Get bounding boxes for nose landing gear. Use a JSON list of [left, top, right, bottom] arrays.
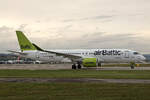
[[130, 62, 135, 69]]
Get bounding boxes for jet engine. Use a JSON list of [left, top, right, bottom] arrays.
[[82, 58, 97, 67]]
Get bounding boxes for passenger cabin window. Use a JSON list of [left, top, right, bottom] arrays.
[[133, 52, 139, 55]]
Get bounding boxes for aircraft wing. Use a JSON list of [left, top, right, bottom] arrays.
[[44, 50, 82, 59], [32, 43, 82, 59], [7, 50, 28, 55]]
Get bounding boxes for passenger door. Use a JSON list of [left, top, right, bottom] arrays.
[[124, 51, 129, 58]]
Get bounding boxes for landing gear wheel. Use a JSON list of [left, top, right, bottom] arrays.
[[77, 64, 82, 69], [131, 65, 134, 69], [130, 62, 135, 69], [72, 64, 77, 69], [98, 63, 101, 67]]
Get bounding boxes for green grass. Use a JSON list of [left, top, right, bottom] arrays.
[[0, 70, 150, 79], [0, 83, 149, 100], [0, 70, 150, 100]]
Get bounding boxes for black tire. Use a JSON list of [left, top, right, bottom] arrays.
[[131, 65, 134, 69], [72, 65, 74, 69], [98, 63, 101, 67], [74, 65, 77, 69], [72, 64, 76, 69], [78, 64, 82, 69]]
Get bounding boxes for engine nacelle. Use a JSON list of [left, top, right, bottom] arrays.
[[82, 58, 97, 67]]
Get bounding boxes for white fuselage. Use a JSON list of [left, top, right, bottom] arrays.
[[22, 49, 146, 63]]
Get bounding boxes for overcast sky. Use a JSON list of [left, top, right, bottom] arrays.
[[0, 0, 150, 53]]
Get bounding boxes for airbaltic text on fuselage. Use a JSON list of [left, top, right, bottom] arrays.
[[94, 50, 121, 55]]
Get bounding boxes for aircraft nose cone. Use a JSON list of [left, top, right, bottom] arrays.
[[139, 55, 146, 61], [141, 56, 146, 61], [136, 55, 146, 62]]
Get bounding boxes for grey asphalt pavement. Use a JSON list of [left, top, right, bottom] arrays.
[[0, 64, 150, 83], [0, 64, 150, 70]]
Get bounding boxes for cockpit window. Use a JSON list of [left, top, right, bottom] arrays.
[[133, 52, 139, 55]]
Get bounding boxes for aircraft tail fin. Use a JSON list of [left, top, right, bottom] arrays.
[[16, 31, 37, 51]]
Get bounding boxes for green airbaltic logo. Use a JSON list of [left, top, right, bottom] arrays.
[[21, 45, 32, 49]]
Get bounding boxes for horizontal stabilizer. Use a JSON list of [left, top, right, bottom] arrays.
[[7, 50, 27, 55]]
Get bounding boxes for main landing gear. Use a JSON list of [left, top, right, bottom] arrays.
[[72, 62, 82, 69], [72, 64, 77, 69]]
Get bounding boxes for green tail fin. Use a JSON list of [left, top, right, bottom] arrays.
[[16, 31, 37, 51]]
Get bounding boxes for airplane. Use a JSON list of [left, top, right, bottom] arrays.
[[8, 31, 146, 69]]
